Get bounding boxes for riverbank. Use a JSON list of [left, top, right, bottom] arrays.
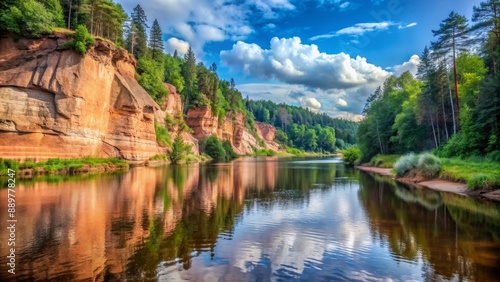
[[0, 157, 129, 178], [357, 166, 500, 201]]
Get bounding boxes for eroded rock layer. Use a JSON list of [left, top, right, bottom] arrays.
[[0, 34, 163, 161]]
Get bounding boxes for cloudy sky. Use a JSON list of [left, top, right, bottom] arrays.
[[119, 0, 482, 120]]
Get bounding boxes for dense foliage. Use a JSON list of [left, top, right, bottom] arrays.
[[247, 100, 358, 152], [342, 147, 360, 166], [200, 136, 237, 160], [358, 0, 500, 163]]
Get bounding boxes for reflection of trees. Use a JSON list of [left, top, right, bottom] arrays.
[[358, 172, 500, 281], [122, 159, 343, 280]]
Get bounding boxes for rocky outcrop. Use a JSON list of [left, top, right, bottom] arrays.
[[160, 83, 199, 155], [185, 106, 280, 154], [0, 33, 164, 161], [255, 122, 281, 151]]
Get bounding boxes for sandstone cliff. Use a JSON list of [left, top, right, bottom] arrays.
[[0, 34, 165, 161], [0, 33, 278, 161], [185, 107, 280, 154]]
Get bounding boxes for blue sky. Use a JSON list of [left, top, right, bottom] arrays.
[[119, 0, 483, 120]]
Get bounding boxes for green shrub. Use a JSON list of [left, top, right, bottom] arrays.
[[155, 122, 171, 147], [201, 136, 226, 159], [0, 159, 20, 173], [342, 147, 360, 166], [394, 153, 418, 177], [467, 174, 491, 190], [222, 140, 238, 159]]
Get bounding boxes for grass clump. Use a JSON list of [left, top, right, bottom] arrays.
[[253, 149, 277, 156], [285, 147, 304, 156], [417, 153, 442, 178], [440, 157, 500, 190], [467, 174, 491, 191], [370, 154, 401, 168], [342, 147, 360, 166], [394, 153, 418, 177]]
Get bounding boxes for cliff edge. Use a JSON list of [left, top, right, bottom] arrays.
[[0, 33, 164, 161]]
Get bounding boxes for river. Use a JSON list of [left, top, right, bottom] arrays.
[[1, 157, 499, 281]]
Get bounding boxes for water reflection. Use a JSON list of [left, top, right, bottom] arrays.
[[0, 157, 499, 281]]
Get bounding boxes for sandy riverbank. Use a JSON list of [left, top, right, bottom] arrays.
[[356, 166, 499, 201]]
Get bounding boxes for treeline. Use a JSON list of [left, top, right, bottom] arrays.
[[247, 100, 358, 152], [359, 1, 500, 162]]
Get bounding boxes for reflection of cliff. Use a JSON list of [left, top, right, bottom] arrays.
[[0, 158, 344, 281], [357, 172, 500, 281]]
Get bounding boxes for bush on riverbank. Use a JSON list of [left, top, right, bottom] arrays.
[[394, 153, 441, 178], [342, 147, 360, 166]]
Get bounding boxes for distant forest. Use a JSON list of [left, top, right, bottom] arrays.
[[247, 100, 357, 152], [0, 0, 358, 153]]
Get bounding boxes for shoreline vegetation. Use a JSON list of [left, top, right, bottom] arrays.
[[350, 153, 500, 202], [0, 157, 130, 178]]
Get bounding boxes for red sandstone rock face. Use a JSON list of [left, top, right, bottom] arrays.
[[255, 122, 276, 142], [0, 34, 164, 161], [160, 83, 199, 155], [185, 107, 280, 154]]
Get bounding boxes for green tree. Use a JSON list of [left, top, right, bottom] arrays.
[[130, 4, 148, 58], [136, 58, 168, 103], [170, 133, 192, 164], [0, 0, 59, 36], [39, 0, 65, 27], [149, 19, 163, 60], [432, 12, 471, 123], [472, 0, 500, 77], [181, 47, 198, 112]]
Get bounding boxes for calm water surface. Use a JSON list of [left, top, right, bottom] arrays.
[[1, 157, 500, 281]]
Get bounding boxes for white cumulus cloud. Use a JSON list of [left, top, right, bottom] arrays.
[[300, 97, 322, 112], [220, 37, 390, 90], [337, 98, 348, 107], [165, 37, 190, 56], [392, 54, 420, 77]]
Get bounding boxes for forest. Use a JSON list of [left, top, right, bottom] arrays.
[[0, 0, 358, 154], [247, 100, 357, 152], [358, 2, 500, 163]]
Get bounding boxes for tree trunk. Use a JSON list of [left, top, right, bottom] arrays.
[[448, 71, 457, 135], [430, 111, 438, 148], [436, 112, 441, 146], [452, 30, 460, 128], [441, 94, 449, 141]]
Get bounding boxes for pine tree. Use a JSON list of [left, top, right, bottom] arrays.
[[131, 4, 148, 58], [149, 19, 163, 60], [431, 12, 471, 124], [472, 0, 500, 77], [181, 47, 197, 112]]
